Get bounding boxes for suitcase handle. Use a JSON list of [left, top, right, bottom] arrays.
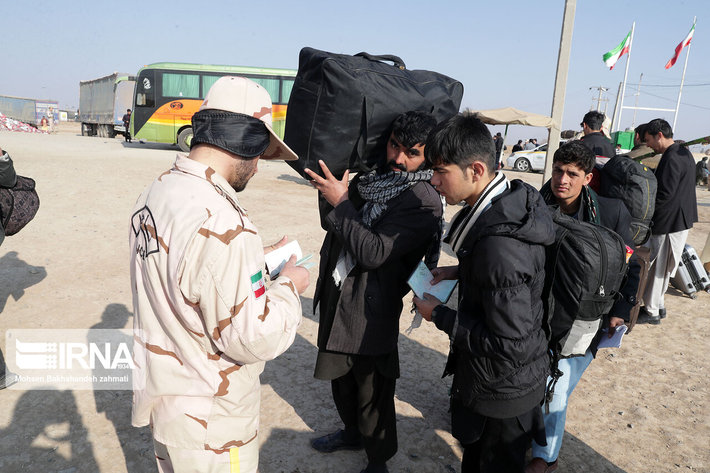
[[355, 52, 406, 69]]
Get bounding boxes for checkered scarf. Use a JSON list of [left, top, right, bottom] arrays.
[[357, 168, 433, 227]]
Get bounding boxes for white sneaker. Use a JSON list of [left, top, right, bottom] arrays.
[[0, 372, 19, 389]]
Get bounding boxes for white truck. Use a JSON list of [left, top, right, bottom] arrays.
[[79, 73, 136, 138]]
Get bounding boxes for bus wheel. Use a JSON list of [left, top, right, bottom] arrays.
[[178, 128, 193, 153]]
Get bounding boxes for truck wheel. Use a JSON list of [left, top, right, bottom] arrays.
[[108, 126, 116, 138], [98, 125, 105, 137], [178, 128, 193, 153]]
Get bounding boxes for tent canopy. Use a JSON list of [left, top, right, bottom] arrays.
[[471, 107, 556, 129]]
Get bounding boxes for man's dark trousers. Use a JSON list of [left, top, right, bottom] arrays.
[[331, 355, 397, 464]]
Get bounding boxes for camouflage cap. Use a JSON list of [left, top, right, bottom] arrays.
[[199, 76, 298, 161]]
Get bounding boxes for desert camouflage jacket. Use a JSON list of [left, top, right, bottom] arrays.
[[129, 154, 302, 451]]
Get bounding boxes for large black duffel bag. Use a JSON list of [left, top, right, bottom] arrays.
[[284, 48, 464, 178]]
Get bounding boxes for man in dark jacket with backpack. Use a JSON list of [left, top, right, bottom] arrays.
[[526, 140, 641, 473], [413, 114, 555, 473]]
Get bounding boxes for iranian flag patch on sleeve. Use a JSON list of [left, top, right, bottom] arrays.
[[250, 270, 265, 298]]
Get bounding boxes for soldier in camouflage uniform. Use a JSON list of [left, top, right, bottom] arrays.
[[129, 76, 309, 473]]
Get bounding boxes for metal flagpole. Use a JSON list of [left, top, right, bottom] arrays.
[[616, 22, 635, 132], [672, 17, 696, 131], [632, 73, 643, 128]]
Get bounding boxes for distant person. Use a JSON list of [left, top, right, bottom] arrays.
[[129, 76, 308, 473], [413, 114, 554, 473], [307, 111, 442, 473], [695, 156, 708, 186], [122, 109, 132, 143], [616, 144, 622, 154], [494, 132, 504, 168], [638, 118, 698, 324], [512, 139, 524, 153], [47, 107, 55, 133], [0, 145, 19, 390], [625, 123, 654, 160], [524, 138, 536, 150], [579, 111, 616, 159], [40, 116, 48, 132]]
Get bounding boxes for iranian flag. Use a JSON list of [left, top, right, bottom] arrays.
[[603, 30, 632, 70], [665, 22, 695, 69]]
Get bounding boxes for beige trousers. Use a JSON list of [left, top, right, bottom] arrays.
[[642, 230, 689, 316], [153, 437, 259, 473]]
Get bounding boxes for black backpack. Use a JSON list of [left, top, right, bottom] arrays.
[[599, 155, 657, 246], [543, 209, 629, 406]]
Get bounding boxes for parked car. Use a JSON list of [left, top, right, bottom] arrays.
[[506, 143, 548, 172], [506, 141, 568, 172]]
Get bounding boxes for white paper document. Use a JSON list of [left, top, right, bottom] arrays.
[[407, 261, 457, 303], [597, 324, 628, 349], [264, 240, 306, 277]]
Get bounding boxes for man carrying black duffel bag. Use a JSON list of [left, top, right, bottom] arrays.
[[306, 112, 443, 473]]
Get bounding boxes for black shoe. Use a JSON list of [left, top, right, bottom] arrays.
[[311, 429, 363, 453], [659, 308, 667, 319], [637, 308, 661, 325]]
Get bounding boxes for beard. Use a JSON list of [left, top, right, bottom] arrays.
[[230, 158, 258, 192]]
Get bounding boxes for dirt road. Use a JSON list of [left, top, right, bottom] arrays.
[[0, 123, 708, 472]]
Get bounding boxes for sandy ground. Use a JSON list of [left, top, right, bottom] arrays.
[[0, 122, 708, 473]]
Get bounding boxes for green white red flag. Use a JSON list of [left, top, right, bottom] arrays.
[[603, 30, 632, 70], [665, 22, 695, 69]]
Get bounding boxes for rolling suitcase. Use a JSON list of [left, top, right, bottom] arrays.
[[670, 244, 710, 299], [284, 48, 464, 178]]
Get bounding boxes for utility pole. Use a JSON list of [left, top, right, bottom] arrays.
[[610, 82, 622, 132], [543, 0, 576, 183], [631, 73, 643, 129], [589, 86, 609, 112]]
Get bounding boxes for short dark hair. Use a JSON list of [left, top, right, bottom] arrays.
[[645, 118, 673, 139], [391, 111, 437, 148], [425, 114, 496, 174], [582, 111, 605, 131], [553, 140, 596, 174], [635, 122, 648, 139]]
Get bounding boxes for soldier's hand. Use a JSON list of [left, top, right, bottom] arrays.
[[279, 254, 310, 294]]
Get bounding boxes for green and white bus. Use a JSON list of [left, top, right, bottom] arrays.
[[131, 62, 296, 151]]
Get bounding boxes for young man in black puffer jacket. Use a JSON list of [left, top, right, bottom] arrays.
[[414, 114, 555, 473]]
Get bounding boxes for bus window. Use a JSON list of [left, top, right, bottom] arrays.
[[250, 77, 280, 104], [163, 73, 200, 98], [281, 78, 295, 104], [202, 75, 221, 97], [136, 70, 155, 107]]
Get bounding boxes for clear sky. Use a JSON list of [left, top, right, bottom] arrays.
[[2, 0, 707, 143]]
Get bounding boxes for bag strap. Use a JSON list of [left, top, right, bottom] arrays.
[[354, 52, 406, 69]]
